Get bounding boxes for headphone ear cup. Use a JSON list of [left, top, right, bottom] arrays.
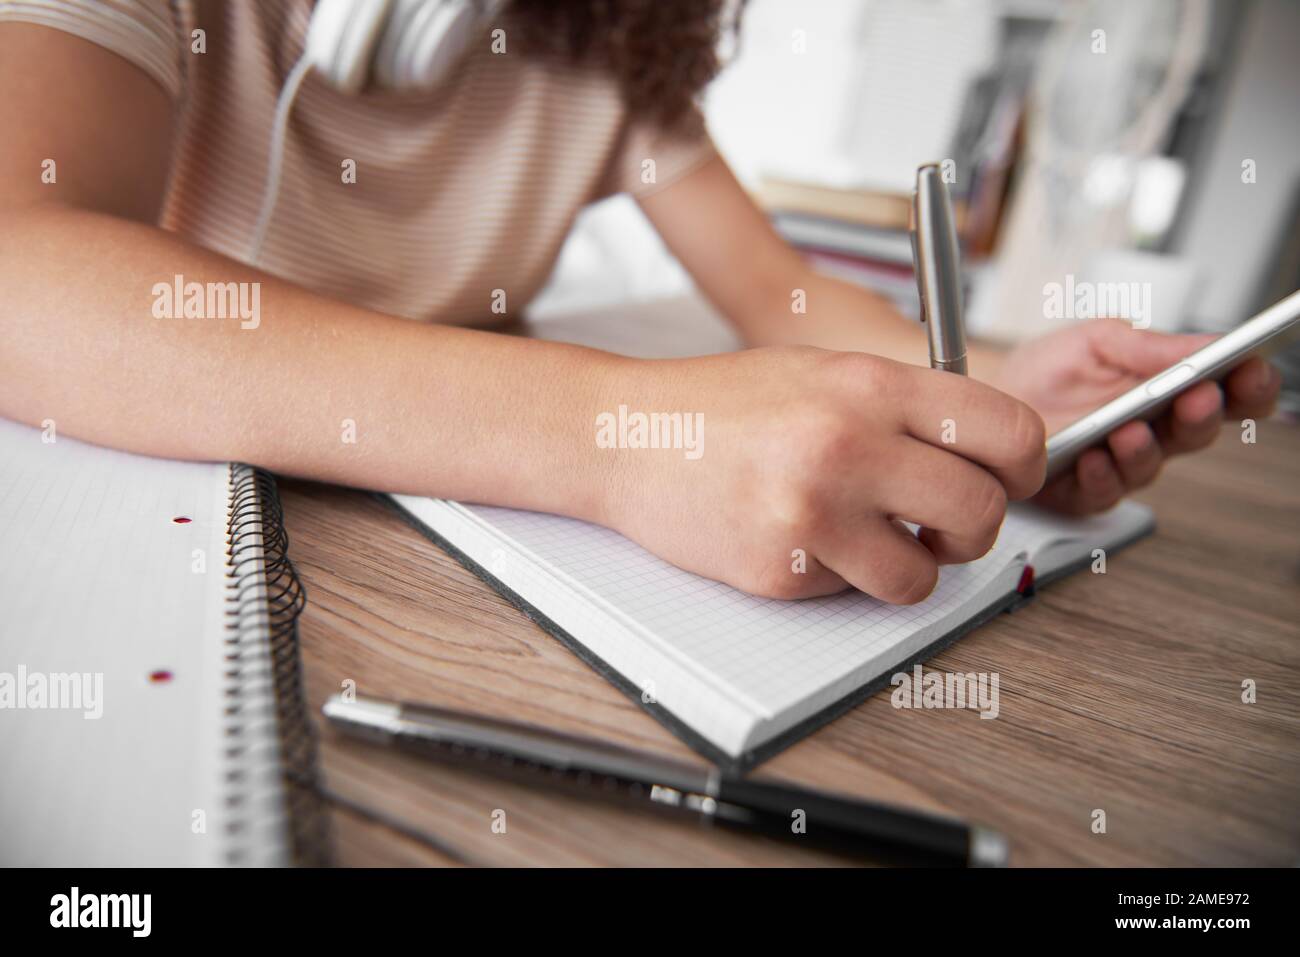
[[375, 0, 480, 93], [408, 2, 478, 91], [305, 0, 394, 95], [374, 0, 440, 90]]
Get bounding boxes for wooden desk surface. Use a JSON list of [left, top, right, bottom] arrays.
[[281, 307, 1300, 867]]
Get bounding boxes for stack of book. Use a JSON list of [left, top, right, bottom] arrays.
[[755, 177, 950, 318], [754, 87, 1023, 320]]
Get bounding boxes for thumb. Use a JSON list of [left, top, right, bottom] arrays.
[[1090, 322, 1218, 377]]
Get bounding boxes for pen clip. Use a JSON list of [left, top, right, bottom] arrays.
[[909, 186, 928, 325]]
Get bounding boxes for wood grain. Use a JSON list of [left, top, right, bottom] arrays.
[[280, 309, 1300, 867]]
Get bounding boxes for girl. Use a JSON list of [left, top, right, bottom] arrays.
[[0, 0, 1279, 602]]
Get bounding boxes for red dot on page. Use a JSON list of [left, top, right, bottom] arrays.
[[171, 516, 192, 524], [149, 670, 173, 683]]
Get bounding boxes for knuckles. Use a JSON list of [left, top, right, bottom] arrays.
[[1003, 401, 1048, 495], [965, 478, 1008, 559], [871, 555, 939, 605], [742, 564, 826, 601], [786, 406, 862, 476]]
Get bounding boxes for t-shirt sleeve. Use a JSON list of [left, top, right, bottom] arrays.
[[595, 102, 719, 201], [0, 0, 190, 99]]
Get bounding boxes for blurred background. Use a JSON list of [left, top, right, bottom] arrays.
[[531, 0, 1300, 413]]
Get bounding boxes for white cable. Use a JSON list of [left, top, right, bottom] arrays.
[[247, 54, 315, 266]]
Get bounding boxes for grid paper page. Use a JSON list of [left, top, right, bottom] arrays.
[[460, 501, 1140, 721], [0, 418, 231, 865]]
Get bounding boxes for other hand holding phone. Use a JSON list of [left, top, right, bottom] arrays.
[[989, 292, 1295, 515]]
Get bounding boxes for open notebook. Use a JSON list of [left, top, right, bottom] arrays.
[[390, 298, 1155, 767], [0, 418, 322, 865], [393, 496, 1152, 766]]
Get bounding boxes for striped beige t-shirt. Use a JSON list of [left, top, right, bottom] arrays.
[[1, 0, 717, 326]]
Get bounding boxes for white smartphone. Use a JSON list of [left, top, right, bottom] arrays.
[[1044, 289, 1300, 482]]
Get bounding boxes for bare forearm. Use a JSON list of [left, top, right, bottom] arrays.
[[0, 205, 621, 519], [724, 263, 1004, 380], [636, 157, 1003, 379]]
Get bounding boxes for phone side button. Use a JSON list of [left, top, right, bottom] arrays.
[[1145, 362, 1196, 398]]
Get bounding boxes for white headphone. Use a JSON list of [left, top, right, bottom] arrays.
[[304, 0, 507, 96], [248, 0, 507, 263]]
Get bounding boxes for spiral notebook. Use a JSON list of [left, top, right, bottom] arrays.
[[390, 298, 1155, 767], [0, 418, 322, 866]]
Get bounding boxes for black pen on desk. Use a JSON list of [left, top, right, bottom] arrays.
[[911, 162, 969, 375], [323, 693, 1008, 867]]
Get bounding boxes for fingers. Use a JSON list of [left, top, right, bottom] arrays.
[[1221, 357, 1281, 420], [874, 438, 1007, 565], [1035, 422, 1166, 515], [1095, 360, 1277, 491], [770, 556, 851, 601], [817, 515, 939, 605], [1154, 380, 1223, 454], [1033, 447, 1124, 516], [1068, 448, 1126, 513], [1107, 419, 1162, 489], [894, 366, 1047, 499], [1089, 321, 1217, 376], [815, 440, 1013, 602], [1087, 323, 1281, 446], [1034, 379, 1232, 516], [1040, 363, 1276, 522]]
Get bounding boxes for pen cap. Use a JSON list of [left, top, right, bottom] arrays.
[[915, 164, 967, 368]]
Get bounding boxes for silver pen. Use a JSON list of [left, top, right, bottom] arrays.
[[911, 163, 968, 375]]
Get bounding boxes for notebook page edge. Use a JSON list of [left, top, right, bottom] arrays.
[[1003, 500, 1156, 580], [194, 463, 237, 865]]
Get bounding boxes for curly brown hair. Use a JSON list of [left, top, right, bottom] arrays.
[[510, 0, 743, 131]]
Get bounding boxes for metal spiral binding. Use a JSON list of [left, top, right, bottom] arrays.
[[223, 464, 329, 866]]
